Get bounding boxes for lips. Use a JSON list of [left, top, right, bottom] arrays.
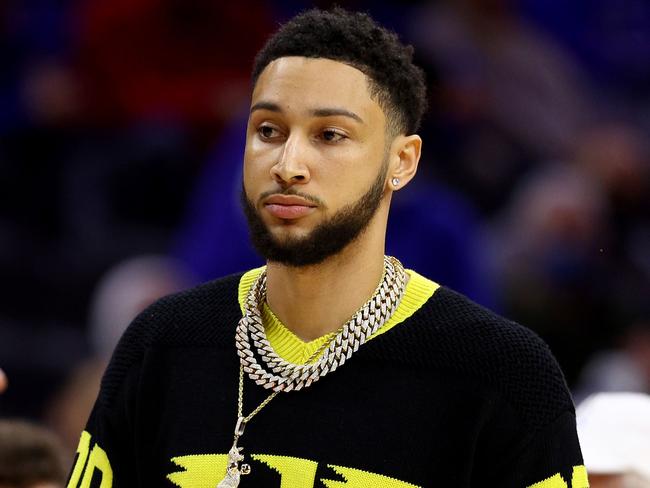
[[263, 194, 317, 220]]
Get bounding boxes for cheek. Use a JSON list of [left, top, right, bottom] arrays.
[[243, 142, 274, 183], [333, 147, 386, 185], [242, 159, 264, 203], [247, 134, 274, 156]]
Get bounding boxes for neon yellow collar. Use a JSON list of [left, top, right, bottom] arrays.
[[238, 267, 438, 364]]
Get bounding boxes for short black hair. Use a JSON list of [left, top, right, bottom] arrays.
[[252, 7, 427, 136]]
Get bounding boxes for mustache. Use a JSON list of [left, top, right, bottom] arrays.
[[258, 187, 325, 207]]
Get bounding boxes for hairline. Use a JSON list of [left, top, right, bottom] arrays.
[[252, 55, 404, 140]]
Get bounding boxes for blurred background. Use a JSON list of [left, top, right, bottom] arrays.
[[0, 0, 649, 470]]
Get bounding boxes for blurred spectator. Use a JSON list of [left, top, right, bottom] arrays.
[[21, 59, 83, 128], [573, 123, 650, 295], [487, 163, 615, 384], [0, 320, 87, 421], [0, 369, 7, 394], [46, 254, 194, 455], [44, 361, 104, 460], [0, 420, 67, 488], [0, 1, 77, 132], [519, 0, 650, 108], [87, 254, 194, 358], [574, 316, 650, 403], [73, 0, 274, 127], [404, 0, 596, 218], [408, 0, 592, 159], [577, 392, 650, 487], [574, 124, 649, 213]]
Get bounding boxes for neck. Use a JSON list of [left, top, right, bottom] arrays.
[[265, 236, 386, 342]]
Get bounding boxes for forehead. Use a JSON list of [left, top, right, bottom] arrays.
[[251, 57, 383, 124]]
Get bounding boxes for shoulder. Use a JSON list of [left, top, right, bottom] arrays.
[[128, 271, 244, 346], [97, 272, 243, 406], [367, 286, 574, 429]]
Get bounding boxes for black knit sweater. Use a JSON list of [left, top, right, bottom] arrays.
[[67, 273, 587, 487]]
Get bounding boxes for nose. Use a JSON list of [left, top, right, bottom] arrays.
[[270, 133, 311, 186]]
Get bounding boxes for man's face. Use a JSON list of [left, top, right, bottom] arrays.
[[242, 57, 391, 266]]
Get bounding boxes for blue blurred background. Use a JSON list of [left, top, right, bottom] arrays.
[[1, 0, 649, 460]]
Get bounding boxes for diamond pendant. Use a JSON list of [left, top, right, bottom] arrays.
[[217, 417, 251, 488]]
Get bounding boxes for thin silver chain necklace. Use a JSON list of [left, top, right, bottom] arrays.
[[217, 256, 406, 488]]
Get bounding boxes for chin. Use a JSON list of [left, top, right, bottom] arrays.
[[269, 225, 312, 243], [266, 212, 315, 229]]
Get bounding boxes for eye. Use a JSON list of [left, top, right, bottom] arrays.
[[257, 124, 282, 140], [320, 129, 347, 143]]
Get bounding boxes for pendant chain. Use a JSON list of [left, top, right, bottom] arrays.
[[236, 323, 337, 423], [219, 256, 406, 487], [237, 365, 277, 423]]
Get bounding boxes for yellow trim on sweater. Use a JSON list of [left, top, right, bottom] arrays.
[[237, 265, 439, 365]]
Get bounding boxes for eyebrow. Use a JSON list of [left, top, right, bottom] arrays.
[[250, 102, 364, 124]]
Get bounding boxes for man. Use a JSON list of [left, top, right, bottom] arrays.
[[0, 420, 68, 488], [0, 369, 7, 394], [577, 393, 650, 487], [67, 8, 587, 488]]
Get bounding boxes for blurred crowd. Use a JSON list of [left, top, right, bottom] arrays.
[[1, 0, 649, 485]]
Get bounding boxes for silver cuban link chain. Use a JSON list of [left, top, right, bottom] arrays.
[[235, 255, 407, 392]]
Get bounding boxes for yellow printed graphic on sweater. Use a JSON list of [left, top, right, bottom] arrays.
[[67, 432, 589, 488], [251, 454, 318, 487], [164, 451, 588, 488], [167, 453, 421, 487], [322, 464, 421, 487], [66, 431, 113, 488], [528, 465, 589, 488], [166, 454, 229, 487]]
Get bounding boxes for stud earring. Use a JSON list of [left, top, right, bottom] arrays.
[[391, 177, 400, 187]]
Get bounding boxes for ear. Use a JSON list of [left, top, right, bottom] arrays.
[[387, 134, 421, 191]]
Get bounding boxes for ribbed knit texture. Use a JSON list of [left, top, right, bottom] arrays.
[[72, 270, 586, 488]]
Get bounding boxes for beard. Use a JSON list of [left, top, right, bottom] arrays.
[[241, 158, 389, 267]]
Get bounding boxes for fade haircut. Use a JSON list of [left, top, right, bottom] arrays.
[[251, 7, 427, 136]]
